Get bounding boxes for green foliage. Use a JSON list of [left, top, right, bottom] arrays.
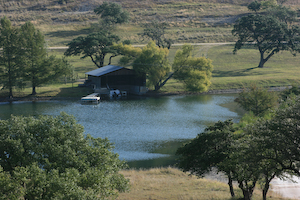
[[112, 42, 142, 66], [173, 44, 213, 92], [20, 22, 72, 95], [242, 96, 300, 199], [232, 5, 300, 68], [0, 16, 23, 97], [280, 85, 300, 100], [0, 17, 73, 97], [176, 120, 241, 198], [139, 21, 173, 49], [94, 2, 129, 24], [94, 2, 129, 30], [247, 96, 300, 176], [235, 84, 278, 116], [247, 1, 262, 12], [0, 113, 129, 199], [133, 41, 170, 90], [64, 30, 120, 68]]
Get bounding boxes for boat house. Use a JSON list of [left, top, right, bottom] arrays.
[[84, 65, 147, 95]]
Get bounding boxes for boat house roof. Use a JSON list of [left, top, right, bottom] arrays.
[[85, 65, 123, 77]]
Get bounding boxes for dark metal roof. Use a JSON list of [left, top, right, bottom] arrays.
[[85, 65, 123, 77]]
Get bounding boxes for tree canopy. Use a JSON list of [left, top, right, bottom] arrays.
[[0, 17, 72, 97], [234, 84, 278, 116], [0, 113, 129, 199], [232, 5, 300, 68], [94, 2, 129, 30], [132, 41, 170, 90], [117, 43, 213, 92], [20, 22, 72, 95], [172, 44, 213, 92], [0, 16, 22, 97], [64, 31, 120, 68], [65, 2, 129, 69]]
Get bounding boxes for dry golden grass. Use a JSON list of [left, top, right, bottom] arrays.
[[118, 167, 288, 200]]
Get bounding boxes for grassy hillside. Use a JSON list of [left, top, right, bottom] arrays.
[[1, 0, 300, 98], [1, 0, 300, 46]]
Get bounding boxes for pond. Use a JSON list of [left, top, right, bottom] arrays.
[[0, 94, 243, 168]]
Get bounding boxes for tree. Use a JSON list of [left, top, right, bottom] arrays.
[[64, 31, 120, 68], [20, 22, 71, 95], [139, 21, 173, 49], [232, 5, 300, 68], [111, 42, 142, 66], [0, 16, 23, 98], [176, 118, 277, 200], [247, 96, 300, 177], [176, 120, 238, 198], [94, 2, 129, 30], [234, 84, 278, 116], [132, 41, 170, 90], [172, 44, 213, 92], [242, 119, 287, 200], [119, 43, 213, 92], [0, 113, 129, 199]]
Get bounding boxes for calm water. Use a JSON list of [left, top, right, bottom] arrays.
[[0, 94, 242, 168]]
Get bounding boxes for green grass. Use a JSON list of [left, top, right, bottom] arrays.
[[3, 43, 300, 99], [118, 167, 288, 200], [207, 44, 300, 90], [0, 82, 93, 99]]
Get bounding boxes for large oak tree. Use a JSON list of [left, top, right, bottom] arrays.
[[232, 5, 300, 68]]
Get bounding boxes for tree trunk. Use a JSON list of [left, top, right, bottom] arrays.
[[258, 54, 266, 68], [239, 181, 256, 200], [262, 175, 275, 200], [9, 87, 13, 98], [154, 72, 174, 91], [228, 175, 235, 197], [242, 189, 253, 200], [32, 86, 36, 95]]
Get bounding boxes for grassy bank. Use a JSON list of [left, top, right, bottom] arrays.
[[117, 167, 287, 200], [1, 43, 300, 98]]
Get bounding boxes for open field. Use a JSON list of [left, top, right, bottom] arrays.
[[117, 167, 289, 200]]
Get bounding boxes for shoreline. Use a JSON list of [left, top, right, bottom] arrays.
[[0, 86, 290, 103]]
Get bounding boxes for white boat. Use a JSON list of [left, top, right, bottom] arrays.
[[81, 93, 100, 104]]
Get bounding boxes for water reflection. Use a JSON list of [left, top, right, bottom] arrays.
[[0, 94, 241, 168]]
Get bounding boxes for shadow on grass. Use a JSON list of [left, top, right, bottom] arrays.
[[56, 86, 93, 98], [213, 67, 262, 77], [242, 67, 258, 71], [45, 28, 92, 38]]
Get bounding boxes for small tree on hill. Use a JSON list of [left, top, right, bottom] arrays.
[[139, 21, 173, 49], [94, 2, 129, 31]]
